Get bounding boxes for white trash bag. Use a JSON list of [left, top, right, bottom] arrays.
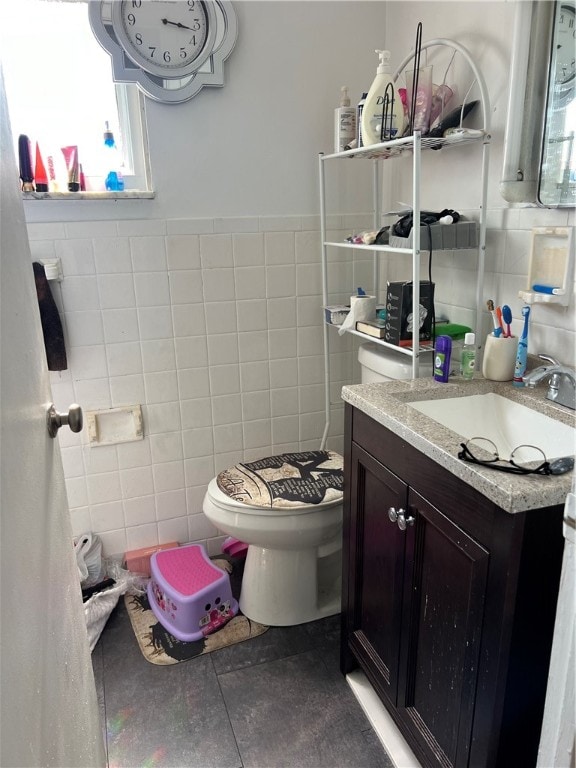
[[84, 559, 147, 652], [74, 532, 104, 586]]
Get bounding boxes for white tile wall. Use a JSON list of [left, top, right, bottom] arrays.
[[31, 209, 575, 559]]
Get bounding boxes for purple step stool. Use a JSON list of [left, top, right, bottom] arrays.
[[147, 544, 238, 642]]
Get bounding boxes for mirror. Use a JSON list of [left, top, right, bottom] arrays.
[[501, 0, 575, 207], [539, 1, 576, 205]]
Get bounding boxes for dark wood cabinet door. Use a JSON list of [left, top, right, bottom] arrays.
[[345, 443, 407, 705], [397, 488, 490, 768]]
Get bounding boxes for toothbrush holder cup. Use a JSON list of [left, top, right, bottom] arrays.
[[482, 334, 518, 382]]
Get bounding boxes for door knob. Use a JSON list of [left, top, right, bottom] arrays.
[[397, 510, 416, 531], [46, 403, 83, 438], [388, 507, 401, 523]]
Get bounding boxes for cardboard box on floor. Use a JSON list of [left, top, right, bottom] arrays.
[[125, 542, 178, 576]]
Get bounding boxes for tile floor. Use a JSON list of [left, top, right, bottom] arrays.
[[92, 597, 394, 768]]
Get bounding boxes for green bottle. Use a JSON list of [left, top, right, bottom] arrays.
[[460, 332, 476, 380]]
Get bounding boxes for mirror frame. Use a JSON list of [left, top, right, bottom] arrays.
[[500, 1, 575, 207], [538, 1, 576, 206]]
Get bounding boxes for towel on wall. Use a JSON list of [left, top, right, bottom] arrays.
[[32, 262, 67, 371]]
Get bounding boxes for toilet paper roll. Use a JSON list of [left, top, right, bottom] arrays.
[[338, 295, 377, 335]]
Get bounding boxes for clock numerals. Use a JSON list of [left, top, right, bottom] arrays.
[[119, 0, 209, 74]]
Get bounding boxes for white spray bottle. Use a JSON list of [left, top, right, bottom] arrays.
[[361, 50, 403, 145]]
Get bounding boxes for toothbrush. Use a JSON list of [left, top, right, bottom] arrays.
[[486, 299, 501, 337], [513, 306, 530, 387], [496, 306, 506, 337], [501, 304, 512, 337]]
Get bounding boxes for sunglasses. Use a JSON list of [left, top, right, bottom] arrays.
[[457, 437, 574, 476]]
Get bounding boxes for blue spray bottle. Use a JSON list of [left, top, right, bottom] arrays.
[[103, 122, 124, 192], [513, 305, 530, 387]]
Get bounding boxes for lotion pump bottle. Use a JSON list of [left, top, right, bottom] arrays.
[[334, 86, 356, 153], [361, 50, 403, 145]]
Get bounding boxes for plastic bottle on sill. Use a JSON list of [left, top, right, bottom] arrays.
[[334, 86, 356, 153], [460, 332, 476, 380], [103, 122, 124, 192]]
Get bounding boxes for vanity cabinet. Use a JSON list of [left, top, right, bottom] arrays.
[[341, 404, 564, 768]]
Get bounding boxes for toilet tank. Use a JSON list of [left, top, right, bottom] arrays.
[[358, 342, 433, 383]]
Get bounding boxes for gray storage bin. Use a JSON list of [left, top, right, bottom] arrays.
[[388, 220, 478, 250]]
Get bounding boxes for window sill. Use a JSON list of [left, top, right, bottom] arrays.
[[22, 190, 155, 201]]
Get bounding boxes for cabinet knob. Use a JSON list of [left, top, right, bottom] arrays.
[[388, 507, 400, 523], [397, 510, 416, 531]]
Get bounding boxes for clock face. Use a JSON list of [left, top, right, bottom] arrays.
[[554, 3, 575, 93], [113, 0, 216, 79]]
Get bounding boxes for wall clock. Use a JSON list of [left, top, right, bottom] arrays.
[[89, 0, 237, 104]]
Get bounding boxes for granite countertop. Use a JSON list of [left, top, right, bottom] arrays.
[[342, 377, 575, 514]]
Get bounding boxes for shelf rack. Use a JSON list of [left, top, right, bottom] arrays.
[[319, 39, 491, 449]]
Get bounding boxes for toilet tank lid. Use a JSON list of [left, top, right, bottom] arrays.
[[216, 450, 343, 509]]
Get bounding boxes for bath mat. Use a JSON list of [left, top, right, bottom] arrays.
[[125, 556, 268, 666], [217, 450, 344, 508]]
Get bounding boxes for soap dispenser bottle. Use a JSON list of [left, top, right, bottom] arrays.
[[103, 122, 124, 192], [334, 86, 356, 153], [361, 50, 403, 145]]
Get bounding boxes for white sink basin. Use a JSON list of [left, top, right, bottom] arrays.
[[409, 393, 575, 460]]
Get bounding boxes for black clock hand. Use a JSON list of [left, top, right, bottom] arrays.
[[161, 18, 193, 31]]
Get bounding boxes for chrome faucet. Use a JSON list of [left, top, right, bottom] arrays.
[[523, 355, 576, 410]]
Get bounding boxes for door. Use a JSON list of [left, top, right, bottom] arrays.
[[0, 70, 106, 767], [345, 443, 407, 705], [397, 489, 489, 768]]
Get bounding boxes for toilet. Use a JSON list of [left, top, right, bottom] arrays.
[[202, 344, 432, 627], [203, 450, 343, 626], [358, 341, 433, 382]]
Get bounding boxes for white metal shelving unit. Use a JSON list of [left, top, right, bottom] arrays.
[[319, 39, 491, 449]]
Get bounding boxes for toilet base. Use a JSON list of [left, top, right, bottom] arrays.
[[239, 542, 341, 626]]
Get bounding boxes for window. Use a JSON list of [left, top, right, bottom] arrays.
[[0, 0, 150, 193]]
